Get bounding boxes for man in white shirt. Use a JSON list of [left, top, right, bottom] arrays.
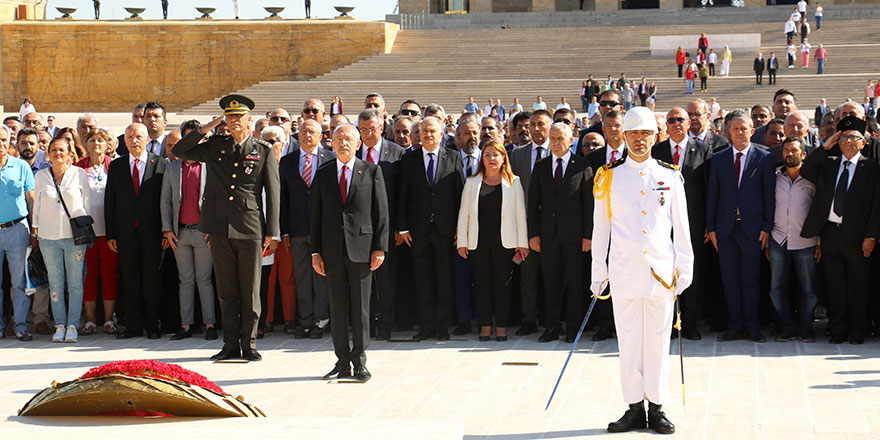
[[533, 96, 547, 111], [556, 97, 571, 110]]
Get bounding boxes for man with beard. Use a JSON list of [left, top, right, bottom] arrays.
[[451, 121, 481, 335], [591, 107, 692, 434], [505, 111, 532, 153], [768, 138, 819, 342], [480, 117, 503, 145]]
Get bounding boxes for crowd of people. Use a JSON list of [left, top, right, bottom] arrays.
[[1, 84, 879, 352]]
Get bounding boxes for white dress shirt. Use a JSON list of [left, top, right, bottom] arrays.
[[669, 137, 688, 167], [147, 133, 166, 157], [530, 140, 549, 171], [361, 141, 383, 164], [460, 149, 480, 176], [299, 147, 319, 184], [33, 166, 90, 240], [731, 144, 752, 187], [606, 144, 626, 164], [129, 150, 148, 186], [336, 156, 356, 196], [552, 150, 572, 177], [828, 152, 860, 223]]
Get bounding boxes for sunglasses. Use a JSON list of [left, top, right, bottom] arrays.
[[399, 109, 419, 116], [554, 118, 572, 125], [667, 117, 687, 124], [599, 101, 620, 107], [302, 108, 321, 115], [270, 116, 290, 122], [586, 141, 603, 147]]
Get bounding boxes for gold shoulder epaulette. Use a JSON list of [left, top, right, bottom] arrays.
[[603, 157, 626, 170], [657, 160, 679, 171], [253, 138, 271, 148]]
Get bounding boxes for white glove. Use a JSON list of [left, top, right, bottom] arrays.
[[673, 277, 691, 297], [590, 280, 608, 297]]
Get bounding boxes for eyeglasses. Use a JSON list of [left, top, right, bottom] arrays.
[[399, 109, 419, 116], [359, 127, 381, 134], [841, 134, 865, 142], [302, 108, 321, 115], [667, 117, 687, 124], [270, 116, 290, 123], [599, 101, 620, 107], [554, 118, 572, 125], [687, 112, 705, 118]]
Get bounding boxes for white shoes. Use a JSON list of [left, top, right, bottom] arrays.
[[65, 325, 77, 343], [52, 325, 65, 343]]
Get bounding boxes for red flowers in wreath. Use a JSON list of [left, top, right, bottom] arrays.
[[80, 360, 225, 394]]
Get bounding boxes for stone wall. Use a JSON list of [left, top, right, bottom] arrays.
[[0, 19, 398, 112], [0, 0, 44, 22]]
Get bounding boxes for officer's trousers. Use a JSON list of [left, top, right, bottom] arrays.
[[613, 295, 674, 405]]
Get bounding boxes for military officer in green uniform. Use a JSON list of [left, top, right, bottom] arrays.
[[173, 94, 280, 362]]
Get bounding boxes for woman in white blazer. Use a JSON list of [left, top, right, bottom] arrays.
[[457, 141, 529, 341]]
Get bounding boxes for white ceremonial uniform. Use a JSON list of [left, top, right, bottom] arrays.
[[591, 156, 694, 405]]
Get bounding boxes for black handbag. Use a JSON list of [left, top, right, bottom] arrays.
[[27, 246, 48, 279], [51, 168, 98, 246]]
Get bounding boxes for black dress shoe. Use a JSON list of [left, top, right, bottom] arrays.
[[829, 336, 847, 344], [170, 328, 193, 340], [682, 328, 702, 341], [353, 366, 371, 381], [309, 325, 324, 339], [452, 322, 471, 335], [205, 327, 218, 340], [607, 401, 647, 433], [478, 335, 490, 341], [515, 321, 538, 336], [323, 365, 352, 380], [592, 326, 614, 341], [798, 329, 816, 343], [648, 402, 675, 434], [412, 331, 434, 341], [256, 332, 264, 339], [495, 335, 508, 342], [437, 331, 450, 341], [376, 328, 391, 340], [849, 335, 865, 345], [564, 331, 577, 343], [716, 330, 743, 342], [775, 329, 797, 342], [243, 349, 262, 361], [538, 326, 560, 343], [295, 326, 310, 339], [146, 330, 161, 339], [210, 346, 241, 361], [746, 331, 766, 343], [116, 328, 143, 339]]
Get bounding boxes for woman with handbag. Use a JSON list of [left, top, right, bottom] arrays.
[[33, 137, 91, 343], [75, 129, 118, 335]]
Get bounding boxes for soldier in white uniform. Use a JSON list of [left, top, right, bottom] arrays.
[[591, 107, 694, 434]]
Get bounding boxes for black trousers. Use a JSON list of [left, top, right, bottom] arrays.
[[325, 251, 371, 368], [540, 237, 584, 331], [469, 237, 515, 327], [820, 223, 871, 339], [118, 228, 162, 332], [700, 77, 708, 91], [411, 228, 455, 334], [755, 71, 763, 85], [209, 236, 262, 351], [519, 250, 541, 325], [371, 242, 399, 331], [677, 64, 683, 78], [709, 63, 715, 76], [679, 231, 705, 331], [768, 69, 777, 85]]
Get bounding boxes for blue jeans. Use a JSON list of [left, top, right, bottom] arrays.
[[817, 58, 825, 74], [686, 80, 694, 94], [0, 222, 30, 332], [768, 239, 818, 333], [815, 16, 822, 30], [40, 238, 87, 328]]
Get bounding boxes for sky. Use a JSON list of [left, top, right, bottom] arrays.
[[45, 0, 399, 21]]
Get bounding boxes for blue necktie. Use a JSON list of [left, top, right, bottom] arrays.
[[833, 161, 850, 218], [426, 152, 435, 188]]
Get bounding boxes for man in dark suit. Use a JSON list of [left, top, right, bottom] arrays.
[[652, 108, 712, 340], [280, 119, 335, 339], [115, 103, 145, 156], [706, 109, 776, 342], [355, 108, 405, 340], [397, 116, 464, 341], [767, 52, 779, 85], [583, 110, 628, 341], [754, 53, 765, 85], [815, 99, 830, 127], [173, 95, 280, 362], [528, 123, 594, 343], [800, 117, 880, 344], [312, 124, 389, 381], [688, 99, 729, 152], [105, 123, 167, 339], [508, 110, 549, 335], [577, 90, 624, 147]]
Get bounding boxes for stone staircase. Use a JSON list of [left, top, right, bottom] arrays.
[[184, 16, 880, 118]]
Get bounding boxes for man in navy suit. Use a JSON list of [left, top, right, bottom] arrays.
[[707, 109, 776, 342], [280, 119, 335, 339], [356, 108, 405, 340]]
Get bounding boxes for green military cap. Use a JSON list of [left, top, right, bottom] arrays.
[[219, 94, 255, 115], [837, 116, 866, 135]]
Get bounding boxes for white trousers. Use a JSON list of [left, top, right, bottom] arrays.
[[612, 296, 675, 405], [721, 60, 730, 76]]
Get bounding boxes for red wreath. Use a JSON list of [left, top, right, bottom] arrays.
[[79, 360, 225, 394]]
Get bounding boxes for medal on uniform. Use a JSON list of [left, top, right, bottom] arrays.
[[245, 167, 253, 175], [660, 196, 666, 206]]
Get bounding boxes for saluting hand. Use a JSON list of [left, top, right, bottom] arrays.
[[201, 115, 224, 134], [822, 131, 840, 151]]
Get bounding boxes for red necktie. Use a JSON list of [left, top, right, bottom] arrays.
[[672, 145, 681, 166], [734, 152, 743, 187], [366, 147, 375, 164], [132, 158, 140, 196], [302, 154, 313, 187], [339, 165, 348, 205], [610, 150, 618, 163]]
